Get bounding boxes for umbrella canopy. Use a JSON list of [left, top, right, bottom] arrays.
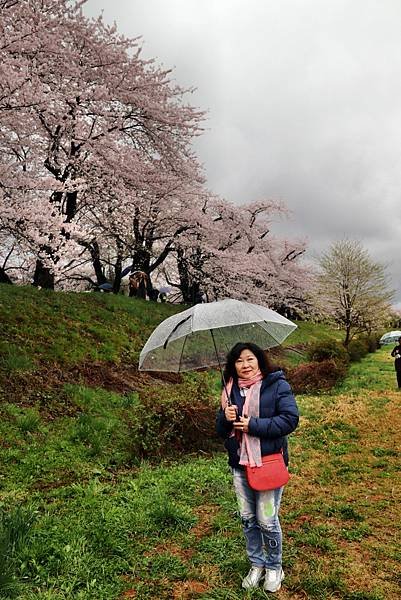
[[121, 265, 132, 278], [98, 282, 113, 291], [158, 285, 173, 294], [139, 298, 297, 372], [379, 330, 401, 345]]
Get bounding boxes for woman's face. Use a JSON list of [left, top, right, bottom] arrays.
[[235, 349, 259, 380]]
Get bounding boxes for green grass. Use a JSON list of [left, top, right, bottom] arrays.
[[0, 284, 339, 375], [287, 319, 343, 346], [334, 346, 397, 393], [0, 284, 400, 599], [0, 284, 179, 369], [0, 343, 34, 373]]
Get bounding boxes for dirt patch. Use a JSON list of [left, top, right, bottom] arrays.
[[120, 590, 136, 598], [191, 504, 219, 539], [172, 580, 209, 599], [144, 504, 220, 563], [65, 362, 182, 393], [65, 362, 149, 394], [144, 540, 194, 561], [0, 361, 182, 417]]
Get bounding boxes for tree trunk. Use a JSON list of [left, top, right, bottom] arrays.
[[129, 241, 174, 300], [176, 250, 191, 303], [130, 247, 150, 274], [113, 254, 122, 294], [89, 241, 108, 286], [32, 260, 55, 289], [179, 271, 201, 303], [0, 268, 12, 284], [176, 249, 204, 304], [65, 191, 78, 223]]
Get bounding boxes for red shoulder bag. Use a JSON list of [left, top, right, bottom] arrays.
[[245, 451, 289, 491]]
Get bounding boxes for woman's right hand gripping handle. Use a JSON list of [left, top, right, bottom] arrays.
[[224, 405, 238, 422]]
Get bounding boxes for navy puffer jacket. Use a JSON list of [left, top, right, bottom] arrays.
[[216, 370, 299, 469]]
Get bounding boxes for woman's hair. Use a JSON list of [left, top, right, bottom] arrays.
[[223, 341, 279, 382]]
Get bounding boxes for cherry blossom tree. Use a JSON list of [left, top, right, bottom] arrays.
[[161, 195, 313, 313], [0, 0, 313, 314], [0, 0, 204, 288]]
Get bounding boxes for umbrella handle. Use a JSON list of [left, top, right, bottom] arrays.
[[222, 376, 231, 407]]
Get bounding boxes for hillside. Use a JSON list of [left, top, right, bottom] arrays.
[[0, 285, 178, 408], [0, 284, 339, 406]]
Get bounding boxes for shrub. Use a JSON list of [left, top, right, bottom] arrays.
[[287, 359, 347, 394], [363, 334, 380, 353], [128, 377, 218, 461], [307, 339, 349, 364], [347, 338, 369, 362]]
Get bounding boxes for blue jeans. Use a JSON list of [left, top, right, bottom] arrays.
[[232, 468, 284, 570]]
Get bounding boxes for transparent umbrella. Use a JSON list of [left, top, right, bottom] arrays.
[[379, 330, 401, 345], [139, 298, 297, 373]]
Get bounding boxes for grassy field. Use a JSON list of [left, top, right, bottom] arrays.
[[0, 285, 400, 599]]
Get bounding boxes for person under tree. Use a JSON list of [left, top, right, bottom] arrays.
[[390, 337, 401, 389]]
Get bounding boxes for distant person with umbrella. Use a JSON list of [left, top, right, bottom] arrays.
[[391, 336, 401, 388], [216, 342, 299, 593]]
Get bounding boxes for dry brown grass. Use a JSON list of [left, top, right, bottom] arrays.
[[283, 389, 401, 599]]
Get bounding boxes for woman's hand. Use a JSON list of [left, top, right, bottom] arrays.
[[233, 415, 250, 433], [224, 405, 238, 422]]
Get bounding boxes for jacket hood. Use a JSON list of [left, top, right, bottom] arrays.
[[261, 369, 287, 388]]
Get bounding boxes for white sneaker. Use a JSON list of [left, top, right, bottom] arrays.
[[264, 568, 284, 593], [242, 566, 265, 589]]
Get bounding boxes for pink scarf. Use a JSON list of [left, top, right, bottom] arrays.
[[221, 371, 263, 467]]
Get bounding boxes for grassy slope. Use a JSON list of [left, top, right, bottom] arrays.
[[0, 284, 336, 370], [0, 285, 400, 599], [0, 284, 179, 369]]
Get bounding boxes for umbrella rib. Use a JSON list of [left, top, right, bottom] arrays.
[[261, 321, 283, 345], [163, 315, 192, 349], [216, 326, 235, 355]]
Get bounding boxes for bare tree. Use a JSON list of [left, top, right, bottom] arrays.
[[315, 239, 394, 346]]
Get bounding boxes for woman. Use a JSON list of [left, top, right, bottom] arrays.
[[390, 337, 401, 389], [216, 342, 299, 593]]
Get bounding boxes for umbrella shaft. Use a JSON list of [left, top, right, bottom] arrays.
[[210, 328, 231, 405]]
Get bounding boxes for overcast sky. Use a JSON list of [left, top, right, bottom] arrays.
[[84, 0, 401, 305]]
